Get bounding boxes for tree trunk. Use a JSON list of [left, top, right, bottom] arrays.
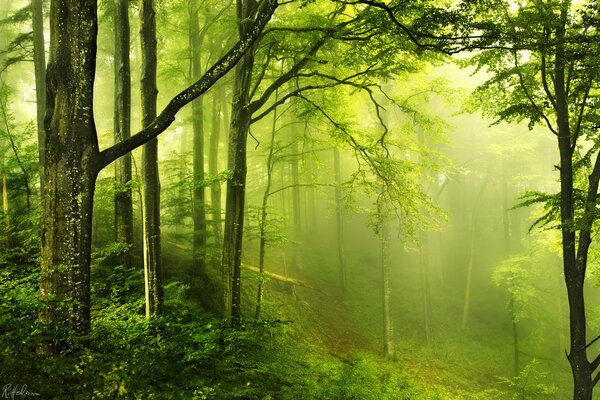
[[39, 0, 99, 343], [221, 0, 258, 326], [333, 147, 346, 294], [114, 0, 134, 265], [140, 0, 163, 317], [255, 96, 278, 320], [420, 231, 432, 346], [210, 85, 223, 252], [509, 295, 519, 376], [2, 172, 11, 247], [190, 1, 207, 272], [32, 0, 46, 192], [381, 221, 395, 361], [552, 6, 593, 397], [290, 121, 301, 237], [461, 178, 487, 330]]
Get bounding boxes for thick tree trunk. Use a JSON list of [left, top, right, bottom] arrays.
[[114, 0, 134, 264], [39, 0, 99, 342], [32, 0, 46, 191], [190, 2, 207, 271], [140, 0, 163, 317], [221, 0, 258, 326]]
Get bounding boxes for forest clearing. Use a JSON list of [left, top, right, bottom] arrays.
[[1, 0, 600, 399]]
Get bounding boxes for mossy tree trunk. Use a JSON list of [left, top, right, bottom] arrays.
[[39, 0, 100, 341]]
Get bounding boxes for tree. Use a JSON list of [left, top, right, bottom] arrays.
[[189, 0, 207, 272], [114, 0, 134, 265], [32, 0, 45, 189], [39, 0, 277, 345], [222, 0, 258, 325], [140, 0, 163, 317], [465, 0, 600, 397]]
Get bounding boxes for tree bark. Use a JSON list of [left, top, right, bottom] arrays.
[[140, 0, 163, 317], [39, 0, 99, 342], [190, 1, 207, 272], [114, 0, 134, 264], [221, 0, 258, 326]]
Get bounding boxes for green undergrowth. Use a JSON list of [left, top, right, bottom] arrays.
[[0, 240, 570, 399], [0, 243, 434, 399]]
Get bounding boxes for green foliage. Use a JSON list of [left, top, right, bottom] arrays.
[[497, 360, 558, 399]]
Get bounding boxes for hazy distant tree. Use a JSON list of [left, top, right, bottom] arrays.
[[333, 147, 346, 294], [378, 201, 395, 361], [32, 0, 45, 190], [255, 91, 278, 320]]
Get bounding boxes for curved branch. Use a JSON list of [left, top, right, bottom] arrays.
[[513, 50, 558, 136]]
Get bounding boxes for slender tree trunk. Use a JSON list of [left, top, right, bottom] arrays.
[[190, 1, 207, 272], [290, 122, 301, 237], [114, 0, 134, 265], [39, 0, 99, 344], [222, 0, 258, 326], [461, 178, 487, 330], [32, 0, 46, 193], [420, 231, 432, 346], [552, 6, 593, 397], [381, 221, 395, 361], [210, 85, 223, 251], [502, 166, 519, 375], [255, 96, 278, 320], [0, 4, 9, 247], [509, 295, 519, 376], [140, 0, 163, 317], [2, 172, 10, 247], [333, 147, 346, 294]]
